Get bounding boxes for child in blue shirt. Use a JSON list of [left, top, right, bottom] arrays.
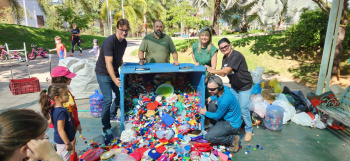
[[39, 84, 75, 161]]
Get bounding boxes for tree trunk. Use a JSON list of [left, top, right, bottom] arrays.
[[332, 26, 346, 80], [144, 14, 147, 36], [212, 0, 221, 36], [332, 0, 348, 80], [99, 20, 104, 36]]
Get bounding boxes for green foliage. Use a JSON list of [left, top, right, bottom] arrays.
[[166, 1, 198, 34], [0, 24, 105, 53], [57, 7, 93, 30], [285, 10, 328, 52], [46, 6, 64, 31]]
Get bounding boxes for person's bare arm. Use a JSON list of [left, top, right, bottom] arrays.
[[105, 56, 121, 87], [191, 52, 199, 66], [211, 52, 218, 70], [138, 50, 146, 65], [57, 120, 70, 145], [172, 51, 179, 66], [205, 65, 232, 76]]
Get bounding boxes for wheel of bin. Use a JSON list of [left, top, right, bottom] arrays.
[[42, 51, 48, 58], [27, 52, 36, 60]]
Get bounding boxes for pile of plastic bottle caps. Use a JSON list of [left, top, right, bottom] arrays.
[[80, 73, 237, 161]]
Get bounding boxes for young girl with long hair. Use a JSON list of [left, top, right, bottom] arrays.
[[40, 84, 75, 161]]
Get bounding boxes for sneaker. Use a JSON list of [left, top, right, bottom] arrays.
[[244, 132, 253, 142], [110, 116, 121, 122], [229, 135, 240, 153], [102, 129, 114, 142]]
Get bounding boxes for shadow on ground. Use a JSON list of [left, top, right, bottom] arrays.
[[230, 34, 350, 88]]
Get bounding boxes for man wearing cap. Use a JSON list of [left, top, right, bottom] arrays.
[[199, 76, 241, 153], [138, 20, 179, 66], [95, 19, 130, 142]]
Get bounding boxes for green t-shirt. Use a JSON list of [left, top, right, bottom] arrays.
[[139, 33, 177, 63], [192, 42, 218, 67]]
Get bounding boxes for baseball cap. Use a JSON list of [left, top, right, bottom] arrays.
[[51, 66, 77, 78]]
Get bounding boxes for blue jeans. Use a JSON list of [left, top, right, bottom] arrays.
[[230, 87, 253, 133], [205, 102, 239, 145], [96, 74, 120, 132]]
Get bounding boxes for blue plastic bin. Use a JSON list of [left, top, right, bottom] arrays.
[[119, 63, 206, 131]]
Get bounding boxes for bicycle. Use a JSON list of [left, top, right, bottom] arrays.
[[27, 43, 48, 60], [0, 44, 25, 62]]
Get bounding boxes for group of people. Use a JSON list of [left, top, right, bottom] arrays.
[[96, 18, 254, 152], [0, 18, 254, 161]]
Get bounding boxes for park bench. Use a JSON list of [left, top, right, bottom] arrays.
[[317, 86, 350, 127]]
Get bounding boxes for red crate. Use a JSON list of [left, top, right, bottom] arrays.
[[10, 77, 40, 95]]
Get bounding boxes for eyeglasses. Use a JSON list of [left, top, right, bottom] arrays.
[[118, 28, 129, 33], [208, 87, 218, 91], [219, 44, 230, 50]]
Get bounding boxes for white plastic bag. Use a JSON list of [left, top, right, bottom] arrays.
[[250, 66, 265, 84], [248, 94, 267, 118], [273, 94, 296, 124], [59, 57, 99, 99], [291, 112, 312, 126], [312, 114, 327, 129]]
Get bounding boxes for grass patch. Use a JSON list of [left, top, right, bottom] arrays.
[[0, 24, 106, 53]]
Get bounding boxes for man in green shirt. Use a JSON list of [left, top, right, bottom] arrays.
[[138, 20, 180, 66]]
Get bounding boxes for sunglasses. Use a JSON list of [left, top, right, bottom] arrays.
[[208, 87, 218, 91], [219, 44, 230, 50]]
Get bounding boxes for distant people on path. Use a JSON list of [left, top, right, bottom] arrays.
[[49, 36, 67, 61], [95, 19, 130, 142], [138, 20, 179, 66], [89, 39, 100, 60], [71, 23, 83, 56], [206, 38, 254, 142]]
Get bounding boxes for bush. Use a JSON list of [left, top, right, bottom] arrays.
[[285, 10, 328, 52]]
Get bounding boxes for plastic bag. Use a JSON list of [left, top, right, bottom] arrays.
[[251, 83, 262, 95], [282, 86, 311, 113], [269, 78, 282, 93], [329, 84, 345, 100], [248, 94, 267, 118], [291, 112, 312, 126], [121, 121, 136, 142], [273, 94, 296, 124], [312, 114, 327, 129], [250, 66, 264, 84], [59, 57, 99, 99]]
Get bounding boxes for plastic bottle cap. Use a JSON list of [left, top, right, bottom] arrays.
[[184, 145, 191, 151]]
